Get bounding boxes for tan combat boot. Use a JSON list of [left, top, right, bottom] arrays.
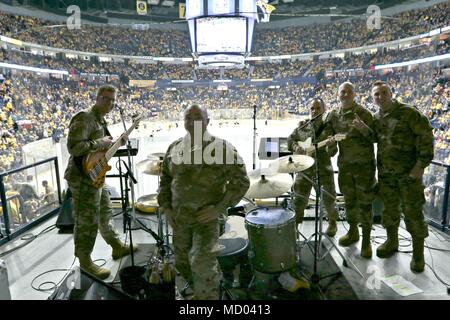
[[325, 219, 337, 237], [78, 254, 111, 280], [338, 223, 359, 247], [111, 242, 138, 260], [360, 226, 372, 259], [410, 238, 425, 273], [376, 226, 399, 258]]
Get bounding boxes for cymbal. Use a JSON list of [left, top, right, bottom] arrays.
[[136, 158, 162, 175], [150, 152, 166, 159], [269, 155, 315, 174], [247, 167, 278, 179], [135, 193, 158, 214], [245, 173, 293, 199]]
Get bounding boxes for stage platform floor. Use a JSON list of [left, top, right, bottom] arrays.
[[1, 208, 450, 300]]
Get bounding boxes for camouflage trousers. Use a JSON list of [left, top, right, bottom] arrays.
[[338, 162, 376, 228], [293, 168, 338, 224], [378, 173, 429, 238], [68, 177, 122, 258], [172, 212, 220, 300]]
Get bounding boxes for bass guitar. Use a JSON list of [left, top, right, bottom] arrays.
[[83, 116, 143, 188]]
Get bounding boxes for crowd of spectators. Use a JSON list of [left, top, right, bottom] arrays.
[[0, 2, 449, 57], [0, 2, 449, 175], [1, 63, 448, 174]]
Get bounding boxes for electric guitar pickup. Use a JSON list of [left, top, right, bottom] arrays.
[[83, 115, 143, 188]]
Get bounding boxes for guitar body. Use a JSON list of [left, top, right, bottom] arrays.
[[81, 115, 143, 189], [83, 151, 112, 188]]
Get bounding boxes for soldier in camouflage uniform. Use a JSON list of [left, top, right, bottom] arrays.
[[371, 81, 434, 272], [287, 98, 339, 237], [158, 105, 249, 300], [322, 82, 376, 258], [64, 85, 135, 280]]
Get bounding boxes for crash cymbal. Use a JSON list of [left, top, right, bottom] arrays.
[[136, 158, 162, 175], [269, 155, 315, 174], [245, 173, 293, 199]]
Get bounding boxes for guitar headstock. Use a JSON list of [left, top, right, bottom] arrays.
[[132, 114, 144, 128]]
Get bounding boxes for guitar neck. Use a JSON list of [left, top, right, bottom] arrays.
[[315, 138, 330, 150], [105, 123, 137, 161]]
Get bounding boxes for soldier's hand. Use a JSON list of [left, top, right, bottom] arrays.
[[96, 136, 113, 150], [293, 144, 307, 155], [196, 205, 219, 224], [326, 136, 335, 147], [409, 162, 424, 180], [164, 208, 177, 229], [119, 133, 129, 146], [352, 114, 367, 131]]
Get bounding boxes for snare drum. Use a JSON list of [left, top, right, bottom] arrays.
[[245, 207, 297, 273]]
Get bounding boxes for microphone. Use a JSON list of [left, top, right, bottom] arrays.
[[298, 112, 324, 130]]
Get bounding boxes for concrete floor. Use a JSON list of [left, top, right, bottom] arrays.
[[1, 207, 450, 300]]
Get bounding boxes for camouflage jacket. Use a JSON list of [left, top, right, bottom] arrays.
[[64, 106, 109, 183], [157, 131, 250, 216], [323, 102, 376, 166], [287, 117, 337, 175], [374, 100, 434, 175]]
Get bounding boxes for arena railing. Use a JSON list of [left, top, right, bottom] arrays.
[[424, 160, 450, 235], [0, 157, 62, 246]]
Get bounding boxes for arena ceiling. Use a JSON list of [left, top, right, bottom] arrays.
[[17, 0, 411, 23]]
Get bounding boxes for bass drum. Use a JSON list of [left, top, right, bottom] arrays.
[[245, 207, 297, 273]]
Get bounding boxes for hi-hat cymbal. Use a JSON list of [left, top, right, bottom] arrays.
[[269, 155, 315, 174], [135, 193, 159, 214], [247, 167, 278, 179], [150, 152, 166, 159], [245, 173, 293, 199], [136, 158, 162, 175]]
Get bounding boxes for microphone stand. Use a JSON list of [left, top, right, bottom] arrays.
[[252, 104, 257, 170], [116, 104, 167, 260], [302, 120, 363, 292], [117, 103, 138, 266]]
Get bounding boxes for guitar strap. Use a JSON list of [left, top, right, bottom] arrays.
[[101, 118, 112, 137], [315, 121, 326, 140]]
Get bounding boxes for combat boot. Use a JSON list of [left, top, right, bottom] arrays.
[[410, 237, 425, 273], [338, 224, 359, 247], [78, 254, 111, 280], [376, 226, 399, 258], [112, 242, 138, 260], [360, 226, 372, 258], [325, 220, 337, 237]]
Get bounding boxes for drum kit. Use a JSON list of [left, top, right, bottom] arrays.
[[134, 150, 351, 295]]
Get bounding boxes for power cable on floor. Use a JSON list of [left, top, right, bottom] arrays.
[[0, 224, 57, 258], [31, 257, 76, 293]]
